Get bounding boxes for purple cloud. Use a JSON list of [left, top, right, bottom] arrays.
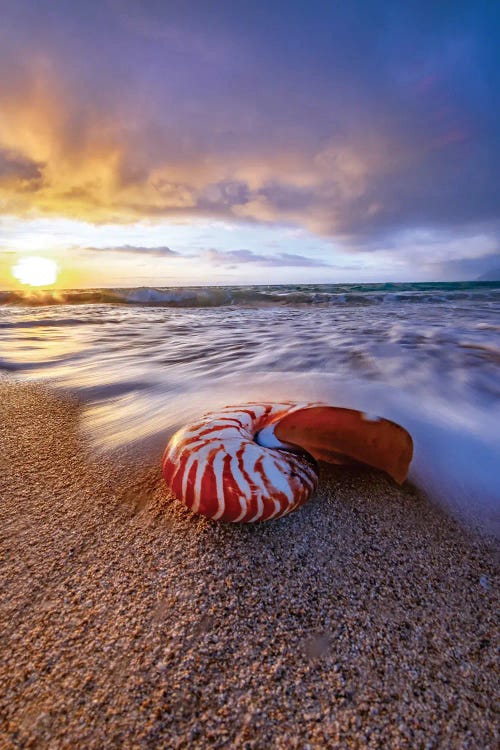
[[204, 249, 332, 268], [0, 0, 498, 272], [85, 245, 180, 257]]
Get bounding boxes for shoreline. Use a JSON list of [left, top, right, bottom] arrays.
[[1, 382, 498, 748]]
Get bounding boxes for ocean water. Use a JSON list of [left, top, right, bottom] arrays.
[[1, 281, 499, 534]]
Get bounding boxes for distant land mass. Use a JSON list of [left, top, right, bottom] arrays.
[[477, 268, 500, 281]]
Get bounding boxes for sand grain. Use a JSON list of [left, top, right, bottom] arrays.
[[0, 383, 498, 749]]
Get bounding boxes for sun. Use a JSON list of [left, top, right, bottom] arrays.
[[12, 256, 59, 287]]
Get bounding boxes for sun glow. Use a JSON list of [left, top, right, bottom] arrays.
[[12, 256, 59, 287]]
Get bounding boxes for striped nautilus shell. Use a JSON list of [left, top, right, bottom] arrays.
[[162, 402, 413, 523]]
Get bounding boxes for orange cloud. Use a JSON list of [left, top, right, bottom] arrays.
[[0, 0, 497, 254], [0, 53, 393, 233], [0, 48, 475, 244]]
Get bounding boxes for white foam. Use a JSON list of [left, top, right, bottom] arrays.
[[3, 295, 498, 536]]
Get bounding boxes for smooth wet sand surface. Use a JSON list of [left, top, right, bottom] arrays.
[[0, 382, 498, 749]]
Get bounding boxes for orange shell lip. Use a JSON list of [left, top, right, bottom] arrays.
[[274, 405, 413, 484]]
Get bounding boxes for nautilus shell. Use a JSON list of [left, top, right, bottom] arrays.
[[162, 402, 413, 523]]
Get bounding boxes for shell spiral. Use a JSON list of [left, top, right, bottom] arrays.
[[162, 403, 319, 522]]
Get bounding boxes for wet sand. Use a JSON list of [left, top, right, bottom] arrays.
[[0, 382, 498, 749]]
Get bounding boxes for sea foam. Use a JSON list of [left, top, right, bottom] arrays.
[[1, 282, 498, 536]]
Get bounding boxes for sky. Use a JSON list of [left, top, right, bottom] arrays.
[[0, 0, 499, 288]]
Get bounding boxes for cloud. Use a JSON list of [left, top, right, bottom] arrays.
[[84, 244, 180, 257], [0, 0, 498, 266], [426, 251, 500, 280], [81, 244, 331, 269], [204, 249, 332, 268], [0, 147, 43, 189]]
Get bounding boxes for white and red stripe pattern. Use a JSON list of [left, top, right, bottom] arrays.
[[162, 402, 319, 522]]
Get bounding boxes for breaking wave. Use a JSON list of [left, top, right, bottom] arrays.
[[1, 281, 499, 536], [1, 281, 499, 308]]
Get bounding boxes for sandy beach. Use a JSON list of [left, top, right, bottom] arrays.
[[0, 381, 497, 749]]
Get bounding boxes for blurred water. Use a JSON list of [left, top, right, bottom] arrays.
[[1, 284, 499, 534]]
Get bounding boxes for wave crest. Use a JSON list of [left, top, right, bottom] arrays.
[[1, 282, 499, 308]]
